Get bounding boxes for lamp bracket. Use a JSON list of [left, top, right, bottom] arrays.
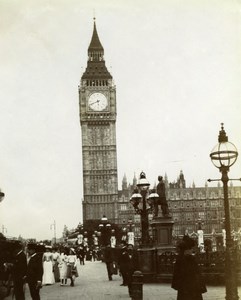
[[207, 179, 220, 182], [208, 178, 241, 182]]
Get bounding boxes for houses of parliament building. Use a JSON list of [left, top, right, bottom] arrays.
[[117, 170, 241, 241]]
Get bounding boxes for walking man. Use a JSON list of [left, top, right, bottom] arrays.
[[103, 243, 114, 281], [26, 243, 43, 300], [11, 241, 27, 300], [120, 244, 139, 297]]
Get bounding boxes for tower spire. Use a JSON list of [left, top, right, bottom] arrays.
[[82, 19, 112, 81], [88, 18, 104, 60]]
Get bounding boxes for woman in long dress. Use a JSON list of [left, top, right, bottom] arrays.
[[66, 248, 78, 286], [42, 246, 55, 285], [58, 248, 68, 286]]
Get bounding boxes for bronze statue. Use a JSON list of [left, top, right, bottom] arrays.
[[155, 175, 169, 217]]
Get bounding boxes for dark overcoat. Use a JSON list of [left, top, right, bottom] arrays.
[[172, 254, 207, 300], [26, 253, 43, 284], [119, 250, 139, 285], [12, 250, 27, 281]]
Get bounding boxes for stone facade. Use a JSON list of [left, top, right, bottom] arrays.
[[118, 171, 241, 242]]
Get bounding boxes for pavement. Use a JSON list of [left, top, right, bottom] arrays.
[[4, 259, 241, 300]]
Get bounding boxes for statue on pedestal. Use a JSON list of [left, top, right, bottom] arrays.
[[155, 175, 170, 217]]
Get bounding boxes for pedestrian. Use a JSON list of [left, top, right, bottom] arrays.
[[11, 241, 27, 300], [42, 246, 55, 285], [119, 243, 139, 297], [52, 247, 60, 282], [76, 244, 86, 265], [26, 243, 43, 300], [172, 235, 207, 300], [66, 248, 78, 287], [117, 241, 128, 286], [58, 248, 68, 286], [103, 243, 114, 281], [92, 247, 98, 261]]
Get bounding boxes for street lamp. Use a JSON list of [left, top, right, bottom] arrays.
[[147, 189, 159, 217], [126, 219, 135, 245], [99, 215, 111, 246], [196, 218, 204, 251], [110, 229, 116, 248], [130, 171, 151, 246], [221, 218, 227, 249], [209, 123, 239, 300], [50, 220, 56, 245]]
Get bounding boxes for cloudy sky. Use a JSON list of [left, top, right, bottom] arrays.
[[0, 0, 241, 241]]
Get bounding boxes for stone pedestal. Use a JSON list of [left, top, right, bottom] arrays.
[[150, 216, 176, 282], [137, 246, 156, 282], [150, 216, 174, 249]]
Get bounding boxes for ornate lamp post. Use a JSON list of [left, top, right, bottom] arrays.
[[76, 223, 84, 245], [110, 229, 116, 248], [99, 215, 111, 246], [130, 171, 151, 246], [221, 218, 227, 249], [196, 218, 204, 251], [209, 123, 239, 300], [126, 219, 135, 245], [50, 220, 56, 245]]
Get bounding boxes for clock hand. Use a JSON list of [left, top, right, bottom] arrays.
[[90, 99, 100, 105]]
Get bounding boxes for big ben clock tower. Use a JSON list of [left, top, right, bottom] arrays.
[[79, 19, 118, 223]]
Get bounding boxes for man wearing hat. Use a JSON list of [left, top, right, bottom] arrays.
[[12, 241, 27, 300], [26, 243, 43, 300]]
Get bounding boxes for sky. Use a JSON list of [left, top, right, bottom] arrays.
[[0, 0, 241, 241]]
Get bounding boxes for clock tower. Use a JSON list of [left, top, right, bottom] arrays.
[[79, 19, 118, 223]]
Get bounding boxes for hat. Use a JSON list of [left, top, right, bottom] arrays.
[[27, 243, 37, 251], [182, 235, 195, 250], [36, 244, 46, 253]]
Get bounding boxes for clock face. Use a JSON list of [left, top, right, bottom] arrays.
[[88, 92, 108, 111]]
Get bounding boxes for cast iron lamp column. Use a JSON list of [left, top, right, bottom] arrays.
[[209, 123, 239, 300], [50, 220, 56, 245], [130, 171, 150, 246]]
